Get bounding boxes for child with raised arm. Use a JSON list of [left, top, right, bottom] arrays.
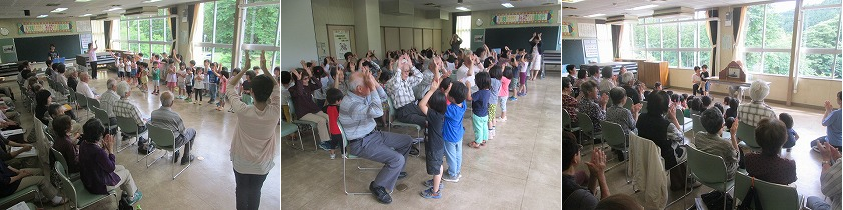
[[442, 79, 468, 183], [419, 60, 447, 198]]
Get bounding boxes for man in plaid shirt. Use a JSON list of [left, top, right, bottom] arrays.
[[737, 80, 776, 127], [113, 81, 154, 154], [385, 54, 426, 155]]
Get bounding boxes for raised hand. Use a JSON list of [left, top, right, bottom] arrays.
[[585, 148, 606, 173], [730, 118, 739, 134]]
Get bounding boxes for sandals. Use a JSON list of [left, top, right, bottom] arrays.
[[468, 142, 481, 148], [480, 140, 487, 146]]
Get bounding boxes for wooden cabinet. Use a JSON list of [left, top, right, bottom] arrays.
[[638, 61, 669, 88]]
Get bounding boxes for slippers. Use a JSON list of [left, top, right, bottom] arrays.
[[468, 142, 481, 148], [480, 140, 487, 146]]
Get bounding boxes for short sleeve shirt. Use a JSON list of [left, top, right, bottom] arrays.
[[824, 109, 842, 146], [426, 110, 445, 145], [490, 79, 501, 102], [471, 90, 491, 116], [443, 103, 466, 143]]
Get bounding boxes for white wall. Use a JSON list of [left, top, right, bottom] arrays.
[[281, 0, 318, 70]]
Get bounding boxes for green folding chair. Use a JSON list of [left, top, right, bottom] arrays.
[[623, 97, 633, 110], [676, 109, 693, 133], [287, 100, 319, 151], [50, 148, 80, 181], [562, 109, 580, 133], [734, 172, 801, 210], [600, 121, 630, 183], [0, 186, 39, 209], [687, 146, 735, 209], [281, 121, 303, 150], [55, 161, 116, 209], [146, 124, 191, 180], [736, 121, 761, 152]]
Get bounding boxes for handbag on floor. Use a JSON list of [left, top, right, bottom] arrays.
[[700, 190, 734, 210]]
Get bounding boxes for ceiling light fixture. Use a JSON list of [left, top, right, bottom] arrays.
[[75, 0, 91, 2], [626, 4, 658, 10], [142, 0, 163, 3], [583, 13, 605, 18], [81, 13, 92, 17], [37, 15, 48, 18], [105, 7, 122, 12], [50, 8, 68, 13], [456, 6, 470, 11], [502, 3, 514, 8]]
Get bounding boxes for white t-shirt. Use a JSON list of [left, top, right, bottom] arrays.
[[456, 65, 470, 82]]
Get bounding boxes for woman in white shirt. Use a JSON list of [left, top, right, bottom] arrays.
[[226, 51, 279, 210], [87, 41, 98, 79], [691, 66, 702, 96]]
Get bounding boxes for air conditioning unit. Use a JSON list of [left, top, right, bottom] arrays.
[[381, 0, 414, 15], [606, 15, 638, 25], [124, 6, 158, 17], [652, 7, 694, 19], [424, 10, 449, 20], [91, 13, 120, 20]]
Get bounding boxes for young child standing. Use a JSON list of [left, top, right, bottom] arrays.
[[517, 52, 529, 96], [780, 113, 799, 152], [166, 62, 178, 94], [322, 85, 345, 159], [419, 73, 447, 199], [216, 70, 230, 111], [151, 61, 161, 95], [177, 62, 187, 99], [138, 62, 150, 93], [487, 66, 502, 140], [184, 67, 194, 102], [442, 81, 467, 183], [469, 72, 492, 148], [498, 66, 512, 121], [193, 67, 206, 104]]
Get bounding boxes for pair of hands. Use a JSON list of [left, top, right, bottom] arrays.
[[821, 141, 842, 163], [585, 148, 607, 175], [825, 100, 836, 112], [101, 134, 115, 154]]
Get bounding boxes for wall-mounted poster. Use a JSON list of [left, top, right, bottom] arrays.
[[492, 10, 552, 25], [75, 21, 91, 32], [18, 21, 72, 34], [332, 30, 351, 59], [473, 35, 484, 42], [578, 23, 597, 38], [583, 39, 599, 58], [561, 22, 574, 37]]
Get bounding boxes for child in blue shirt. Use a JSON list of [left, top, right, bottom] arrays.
[[469, 72, 492, 148], [442, 81, 467, 183], [780, 113, 799, 152]]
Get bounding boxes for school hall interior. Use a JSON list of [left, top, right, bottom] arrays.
[[0, 0, 281, 209], [562, 0, 843, 209], [281, 0, 562, 209]]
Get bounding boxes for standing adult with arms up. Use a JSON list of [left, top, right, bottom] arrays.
[[227, 51, 279, 210], [87, 41, 98, 79], [450, 34, 462, 55]]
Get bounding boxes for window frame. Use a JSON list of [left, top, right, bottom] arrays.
[[796, 2, 843, 80], [632, 13, 715, 69], [743, 1, 797, 76]]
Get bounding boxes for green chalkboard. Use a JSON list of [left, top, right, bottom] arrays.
[[14, 34, 82, 63]]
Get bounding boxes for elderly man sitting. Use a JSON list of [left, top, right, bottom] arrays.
[[385, 54, 426, 155], [340, 70, 414, 204], [113, 81, 154, 154], [737, 80, 776, 127], [100, 79, 121, 133], [76, 72, 98, 99], [150, 91, 196, 165]]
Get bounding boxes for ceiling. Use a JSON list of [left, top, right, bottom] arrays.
[[562, 0, 768, 19], [0, 0, 203, 19], [387, 0, 561, 13]]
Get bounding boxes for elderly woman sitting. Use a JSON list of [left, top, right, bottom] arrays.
[[636, 91, 699, 191], [78, 119, 142, 206], [744, 118, 797, 185]]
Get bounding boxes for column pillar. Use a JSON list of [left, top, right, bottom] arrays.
[[353, 0, 382, 58]]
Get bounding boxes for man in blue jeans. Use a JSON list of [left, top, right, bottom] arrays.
[[207, 62, 221, 104]]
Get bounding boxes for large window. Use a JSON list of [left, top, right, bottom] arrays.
[[798, 0, 842, 79], [242, 3, 280, 68], [632, 11, 713, 69], [116, 9, 174, 57], [199, 0, 236, 68], [455, 15, 472, 50], [743, 1, 796, 75]]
